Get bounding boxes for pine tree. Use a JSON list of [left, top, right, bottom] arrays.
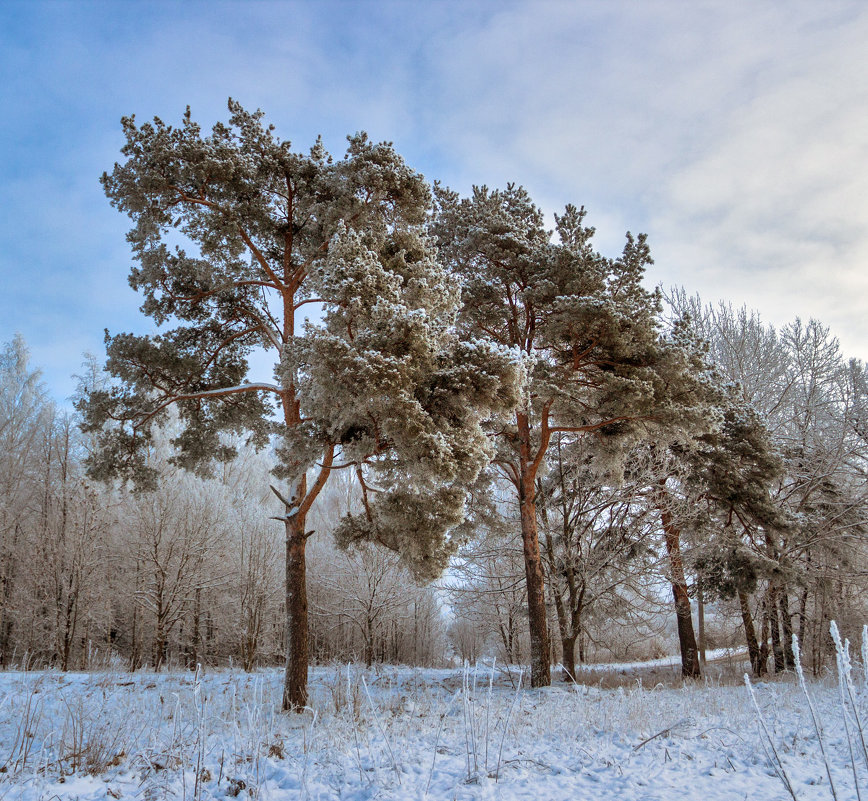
[[433, 185, 698, 687], [79, 102, 517, 709], [648, 317, 786, 678]]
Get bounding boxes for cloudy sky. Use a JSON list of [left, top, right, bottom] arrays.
[[2, 1, 867, 401]]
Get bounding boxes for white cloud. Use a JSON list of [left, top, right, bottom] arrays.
[[403, 1, 868, 357], [648, 5, 868, 358], [5, 0, 868, 406]]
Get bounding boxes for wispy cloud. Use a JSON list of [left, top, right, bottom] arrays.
[[403, 2, 868, 355], [2, 1, 868, 401]]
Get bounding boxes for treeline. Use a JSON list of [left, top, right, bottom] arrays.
[[2, 283, 866, 678], [449, 294, 868, 679], [4, 103, 868, 698], [0, 338, 447, 671]]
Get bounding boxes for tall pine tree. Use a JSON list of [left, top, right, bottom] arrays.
[[433, 185, 700, 687], [80, 102, 516, 709]]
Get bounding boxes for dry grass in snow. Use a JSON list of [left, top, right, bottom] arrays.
[[0, 655, 864, 800]]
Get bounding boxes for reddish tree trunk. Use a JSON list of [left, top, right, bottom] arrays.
[[284, 521, 308, 708], [283, 515, 309, 711], [278, 441, 332, 711], [515, 412, 551, 688], [659, 500, 700, 679], [519, 483, 551, 687]]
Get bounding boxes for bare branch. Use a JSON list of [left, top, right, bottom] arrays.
[[270, 485, 298, 511]]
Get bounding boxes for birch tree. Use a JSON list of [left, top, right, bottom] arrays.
[[123, 473, 223, 670], [0, 336, 53, 665], [34, 416, 113, 670]]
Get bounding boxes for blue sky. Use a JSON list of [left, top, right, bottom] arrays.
[[2, 1, 868, 401]]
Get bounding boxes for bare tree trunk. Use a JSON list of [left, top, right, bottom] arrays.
[[0, 608, 11, 666], [0, 525, 20, 666], [812, 585, 828, 676], [738, 591, 764, 676], [242, 595, 263, 672], [542, 525, 573, 682], [153, 611, 167, 671], [129, 603, 139, 672], [768, 584, 784, 673], [508, 612, 517, 663], [779, 589, 795, 669], [658, 496, 700, 678], [413, 601, 418, 666], [129, 558, 142, 672], [364, 614, 374, 668], [670, 580, 701, 679], [283, 514, 309, 711], [497, 615, 511, 660], [190, 587, 201, 670], [758, 595, 770, 672], [516, 412, 550, 689], [798, 586, 809, 646], [60, 591, 77, 672], [697, 579, 706, 666], [561, 634, 578, 683], [518, 473, 550, 687], [563, 588, 586, 682]]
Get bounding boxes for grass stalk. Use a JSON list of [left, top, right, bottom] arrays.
[[361, 675, 401, 785], [793, 635, 839, 801], [495, 667, 523, 783], [744, 673, 798, 801]]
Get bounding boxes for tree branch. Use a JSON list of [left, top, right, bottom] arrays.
[[294, 298, 324, 311], [297, 443, 335, 519], [136, 382, 283, 426]]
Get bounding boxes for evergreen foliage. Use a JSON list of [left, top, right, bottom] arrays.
[[432, 184, 708, 686], [78, 101, 517, 708]]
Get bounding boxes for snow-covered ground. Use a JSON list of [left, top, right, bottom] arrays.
[[0, 659, 862, 800]]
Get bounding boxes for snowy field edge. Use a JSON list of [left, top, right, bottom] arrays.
[[0, 659, 860, 801]]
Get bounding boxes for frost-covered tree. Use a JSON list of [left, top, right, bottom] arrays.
[[448, 525, 530, 666], [670, 292, 868, 674], [0, 336, 54, 664], [79, 102, 516, 708], [434, 186, 702, 687], [33, 415, 113, 671], [122, 471, 223, 671], [771, 319, 868, 671], [683, 388, 786, 676], [538, 436, 659, 681]]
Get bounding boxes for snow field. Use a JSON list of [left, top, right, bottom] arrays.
[[0, 662, 862, 800]]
